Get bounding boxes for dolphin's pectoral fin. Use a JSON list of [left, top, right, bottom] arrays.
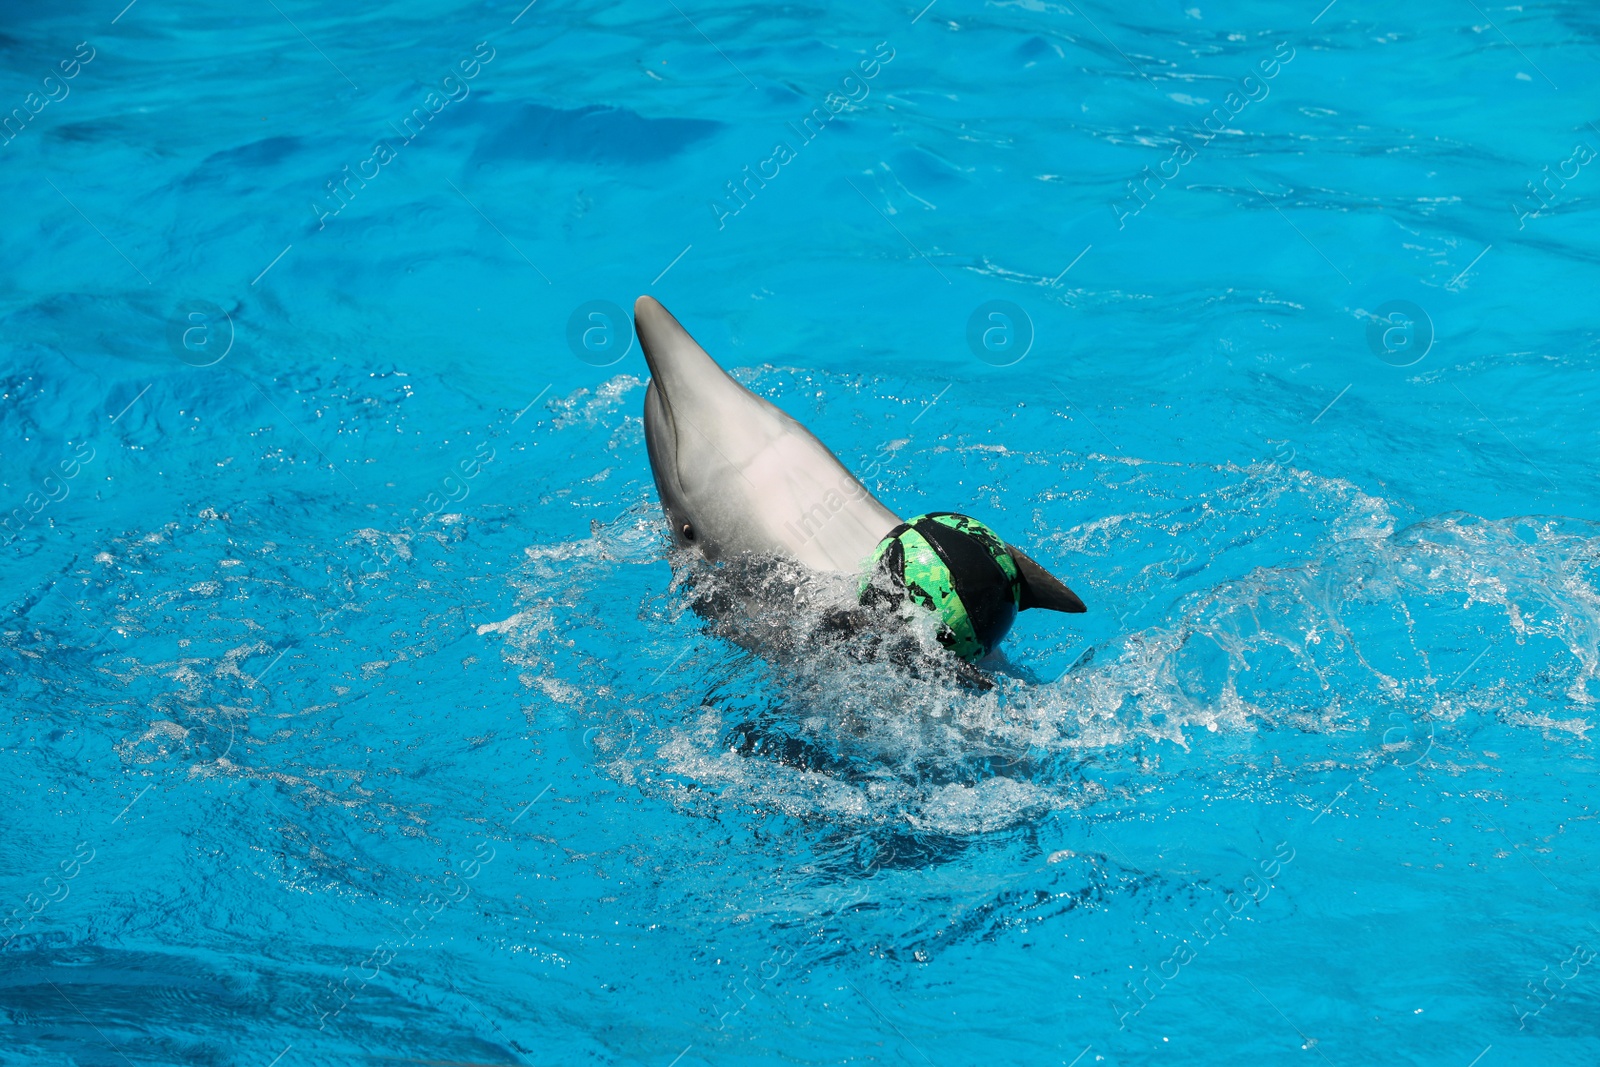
[[1007, 545, 1088, 613]]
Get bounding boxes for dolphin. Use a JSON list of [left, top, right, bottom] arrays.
[[637, 295, 894, 572], [635, 295, 1086, 657]]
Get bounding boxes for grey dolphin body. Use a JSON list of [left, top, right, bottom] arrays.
[[637, 295, 897, 573], [636, 295, 1087, 639]]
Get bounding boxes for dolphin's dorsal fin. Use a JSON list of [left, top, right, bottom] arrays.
[[1007, 545, 1088, 613]]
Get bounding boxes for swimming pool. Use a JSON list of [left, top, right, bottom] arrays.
[[2, 0, 1597, 1063]]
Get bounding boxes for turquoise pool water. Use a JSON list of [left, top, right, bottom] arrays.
[[3, 1, 1598, 1064]]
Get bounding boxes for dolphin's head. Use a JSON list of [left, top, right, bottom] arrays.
[[635, 295, 903, 571]]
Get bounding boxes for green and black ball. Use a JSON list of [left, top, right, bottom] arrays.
[[860, 512, 1022, 662]]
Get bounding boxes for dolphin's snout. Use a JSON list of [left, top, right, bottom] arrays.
[[634, 295, 690, 401], [634, 293, 747, 426], [634, 295, 666, 399]]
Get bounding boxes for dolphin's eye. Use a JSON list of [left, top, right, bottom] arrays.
[[681, 523, 695, 542]]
